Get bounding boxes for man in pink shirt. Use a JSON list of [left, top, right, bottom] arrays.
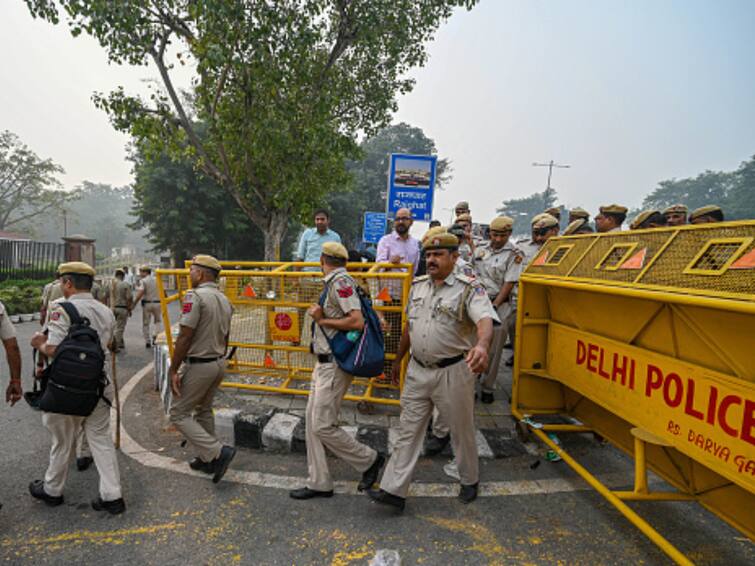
[[376, 208, 420, 276]]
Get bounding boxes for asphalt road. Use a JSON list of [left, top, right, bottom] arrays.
[[0, 303, 753, 565]]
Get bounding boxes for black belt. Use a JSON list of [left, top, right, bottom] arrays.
[[316, 354, 333, 364], [142, 300, 160, 304], [412, 354, 465, 370], [187, 356, 223, 364], [114, 305, 128, 309]]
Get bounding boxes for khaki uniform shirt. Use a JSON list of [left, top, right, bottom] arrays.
[[138, 275, 159, 302], [111, 280, 132, 308], [312, 268, 362, 355], [473, 241, 523, 298], [42, 281, 64, 310], [0, 301, 16, 340], [454, 257, 477, 279], [516, 238, 542, 268], [179, 282, 233, 358], [91, 281, 108, 303], [407, 272, 499, 365], [46, 293, 115, 352]]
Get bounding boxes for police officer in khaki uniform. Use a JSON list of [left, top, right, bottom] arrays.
[[517, 213, 559, 267], [40, 277, 63, 324], [29, 262, 125, 514], [454, 213, 480, 262], [169, 255, 236, 483], [568, 207, 590, 225], [110, 269, 132, 351], [689, 205, 725, 224], [595, 204, 628, 233], [368, 232, 498, 510], [630, 210, 667, 230], [563, 218, 593, 235], [134, 266, 161, 348], [663, 204, 687, 227], [474, 216, 523, 403], [290, 242, 384, 500], [544, 207, 561, 222], [0, 299, 22, 512]]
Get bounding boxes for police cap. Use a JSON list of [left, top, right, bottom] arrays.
[[192, 254, 222, 272], [321, 242, 349, 260], [58, 261, 95, 277]]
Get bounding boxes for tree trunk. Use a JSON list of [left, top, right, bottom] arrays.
[[263, 211, 289, 261]]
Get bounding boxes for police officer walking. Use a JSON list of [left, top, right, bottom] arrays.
[[368, 232, 498, 510], [168, 255, 236, 483], [290, 242, 384, 500], [110, 269, 132, 352], [29, 262, 125, 514], [474, 216, 523, 403], [134, 266, 161, 348]]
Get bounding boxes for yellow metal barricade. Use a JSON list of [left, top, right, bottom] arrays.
[[512, 220, 755, 565], [157, 262, 412, 406]]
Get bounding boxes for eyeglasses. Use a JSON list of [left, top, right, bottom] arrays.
[[394, 217, 412, 222]]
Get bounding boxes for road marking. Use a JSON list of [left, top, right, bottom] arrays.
[[116, 362, 625, 497], [2, 522, 185, 547]]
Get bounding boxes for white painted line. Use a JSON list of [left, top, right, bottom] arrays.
[[115, 362, 628, 497]]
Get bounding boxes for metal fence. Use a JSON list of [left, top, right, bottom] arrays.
[[0, 239, 65, 282]]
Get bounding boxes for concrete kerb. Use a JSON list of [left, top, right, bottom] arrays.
[[115, 361, 636, 497]]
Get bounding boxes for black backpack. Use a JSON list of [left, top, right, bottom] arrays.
[[38, 302, 109, 417]]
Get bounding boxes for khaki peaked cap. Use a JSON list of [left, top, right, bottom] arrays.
[[58, 261, 95, 277], [321, 242, 349, 260], [422, 232, 459, 250], [191, 254, 223, 271], [489, 216, 513, 232]]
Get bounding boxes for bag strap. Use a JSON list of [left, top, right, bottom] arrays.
[[59, 301, 83, 325]]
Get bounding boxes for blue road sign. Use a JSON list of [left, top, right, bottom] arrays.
[[387, 154, 437, 222], [363, 212, 387, 244]]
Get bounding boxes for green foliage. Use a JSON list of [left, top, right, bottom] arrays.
[[24, 0, 478, 258], [326, 123, 452, 247], [642, 155, 755, 220], [498, 188, 561, 236], [129, 141, 296, 262], [0, 130, 69, 232], [0, 282, 44, 315]]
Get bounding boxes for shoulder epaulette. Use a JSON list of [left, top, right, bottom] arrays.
[[412, 275, 430, 284]]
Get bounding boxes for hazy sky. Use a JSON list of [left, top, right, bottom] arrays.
[[2, 0, 754, 228]]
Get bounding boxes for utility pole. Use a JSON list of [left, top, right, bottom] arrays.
[[532, 160, 571, 191]]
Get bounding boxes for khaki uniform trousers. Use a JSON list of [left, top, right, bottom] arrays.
[[169, 359, 225, 463], [42, 395, 122, 501], [76, 426, 90, 458], [306, 362, 377, 492], [113, 307, 129, 349], [480, 302, 514, 394], [380, 359, 478, 498], [142, 303, 162, 342]]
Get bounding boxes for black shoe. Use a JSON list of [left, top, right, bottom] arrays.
[[505, 357, 514, 367], [503, 342, 513, 350], [358, 453, 385, 492], [189, 457, 214, 475], [424, 434, 451, 457], [367, 488, 405, 511], [28, 480, 64, 507], [480, 392, 494, 404], [76, 456, 94, 472], [289, 487, 334, 500], [211, 445, 237, 484], [145, 342, 152, 348], [91, 497, 126, 515], [459, 482, 479, 504]]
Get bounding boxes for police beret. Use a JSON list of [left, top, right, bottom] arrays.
[[544, 207, 561, 218], [321, 242, 348, 260], [599, 204, 628, 215], [569, 207, 590, 219], [531, 213, 557, 226], [192, 254, 222, 272], [422, 226, 447, 240], [630, 210, 659, 230], [454, 201, 470, 210], [422, 232, 459, 250], [563, 218, 587, 235], [455, 213, 472, 223], [58, 261, 95, 277], [534, 215, 559, 230], [689, 205, 722, 221], [489, 216, 513, 232], [662, 204, 687, 215]]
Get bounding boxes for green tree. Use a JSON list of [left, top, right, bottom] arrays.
[[498, 188, 559, 236], [724, 155, 755, 220], [326, 122, 452, 247], [0, 130, 68, 232], [25, 0, 478, 259], [130, 142, 296, 263]]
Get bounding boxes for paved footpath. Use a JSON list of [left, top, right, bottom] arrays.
[[1, 303, 753, 565]]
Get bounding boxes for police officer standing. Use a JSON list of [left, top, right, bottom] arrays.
[[368, 232, 498, 510], [290, 242, 384, 500], [663, 204, 687, 227], [134, 266, 161, 348], [168, 255, 236, 483], [595, 204, 628, 233], [474, 216, 523, 403], [517, 214, 559, 267], [0, 299, 22, 511], [111, 269, 132, 352], [29, 262, 124, 514]]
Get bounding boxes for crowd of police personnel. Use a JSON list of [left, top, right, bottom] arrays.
[[0, 200, 730, 515]]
